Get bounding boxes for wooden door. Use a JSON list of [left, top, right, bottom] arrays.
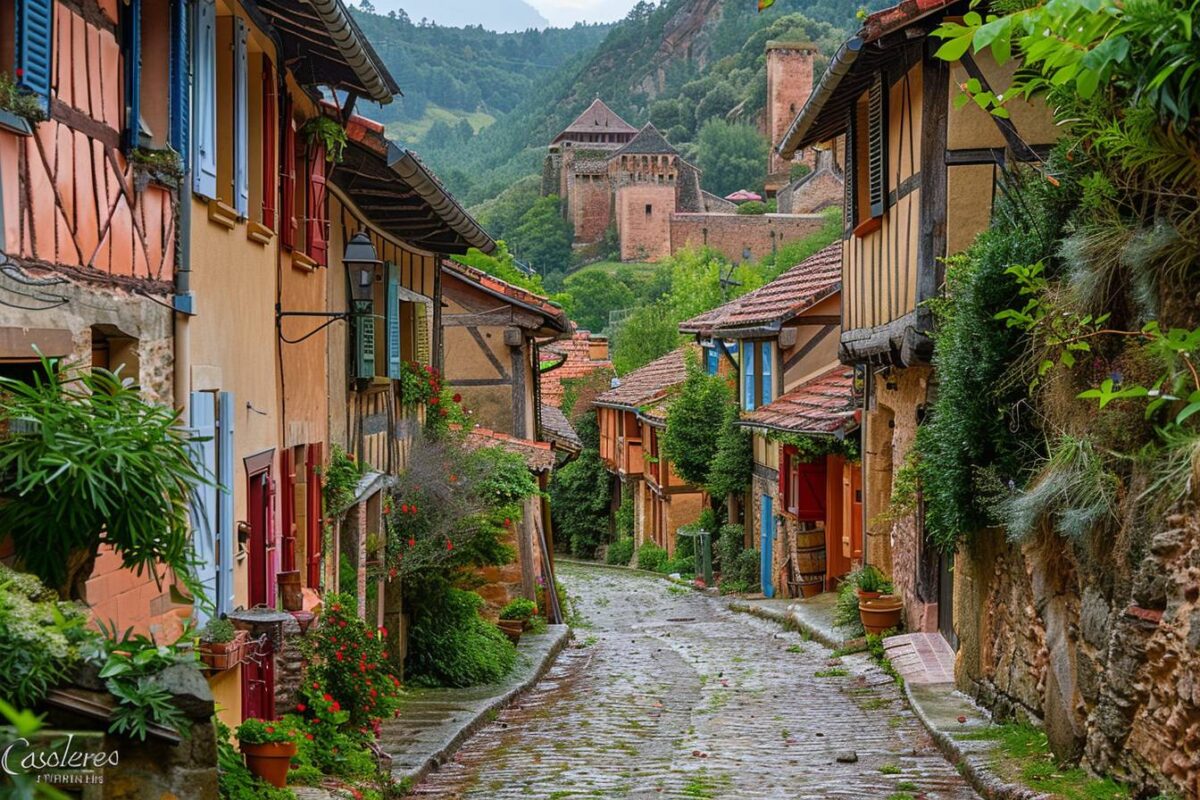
[[938, 552, 957, 648], [243, 459, 276, 721], [306, 443, 323, 589]]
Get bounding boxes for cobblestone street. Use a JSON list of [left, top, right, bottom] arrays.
[[411, 563, 978, 799]]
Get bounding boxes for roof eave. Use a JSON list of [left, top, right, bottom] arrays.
[[307, 0, 400, 103], [387, 142, 496, 254]]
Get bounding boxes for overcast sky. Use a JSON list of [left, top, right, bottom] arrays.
[[526, 0, 642, 26]]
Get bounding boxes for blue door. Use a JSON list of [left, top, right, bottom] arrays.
[[761, 495, 775, 598]]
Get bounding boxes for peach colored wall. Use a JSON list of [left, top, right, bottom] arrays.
[[617, 184, 674, 261], [766, 44, 816, 174]]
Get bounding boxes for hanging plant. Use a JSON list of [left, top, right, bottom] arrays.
[[300, 116, 348, 163], [0, 72, 48, 124]]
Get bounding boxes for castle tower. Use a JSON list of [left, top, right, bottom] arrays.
[[765, 41, 817, 179], [610, 124, 680, 262]]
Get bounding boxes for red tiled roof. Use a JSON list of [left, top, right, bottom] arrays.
[[540, 331, 614, 408], [679, 244, 841, 336], [463, 426, 556, 473], [441, 260, 569, 332], [594, 345, 695, 411], [860, 0, 957, 44], [738, 367, 858, 435]]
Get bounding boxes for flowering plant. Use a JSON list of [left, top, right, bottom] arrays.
[[308, 593, 403, 727], [399, 361, 439, 407], [235, 718, 296, 745]]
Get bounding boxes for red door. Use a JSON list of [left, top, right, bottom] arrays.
[[243, 459, 276, 721], [280, 449, 296, 574]]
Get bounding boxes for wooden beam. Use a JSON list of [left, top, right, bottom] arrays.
[[916, 46, 948, 308], [958, 53, 1041, 162]]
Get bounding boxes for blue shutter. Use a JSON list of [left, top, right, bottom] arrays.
[[216, 391, 236, 615], [121, 0, 142, 151], [169, 0, 189, 160], [232, 16, 249, 216], [743, 344, 756, 411], [16, 0, 54, 112], [761, 341, 773, 405], [192, 0, 217, 198], [386, 263, 402, 379], [705, 345, 718, 376], [188, 392, 218, 625]]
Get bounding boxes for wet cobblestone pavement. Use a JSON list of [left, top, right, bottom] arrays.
[[410, 563, 978, 799]]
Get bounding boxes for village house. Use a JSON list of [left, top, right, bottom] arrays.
[[0, 0, 185, 638], [438, 261, 571, 619], [594, 346, 706, 557], [680, 244, 860, 599]]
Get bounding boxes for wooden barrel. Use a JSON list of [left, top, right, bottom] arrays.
[[793, 526, 827, 597]]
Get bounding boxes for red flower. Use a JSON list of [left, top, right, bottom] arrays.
[[305, 733, 314, 741], [370, 689, 378, 697], [407, 538, 415, 547], [323, 694, 333, 702], [401, 503, 409, 514], [336, 651, 344, 661], [265, 726, 275, 734], [440, 408, 448, 417], [430, 396, 440, 405], [331, 701, 341, 712], [339, 620, 347, 627], [446, 539, 454, 551], [296, 703, 306, 712], [453, 393, 462, 403]]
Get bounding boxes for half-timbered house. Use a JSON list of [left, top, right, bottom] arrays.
[[775, 0, 1057, 636], [680, 244, 860, 598], [595, 346, 706, 558]]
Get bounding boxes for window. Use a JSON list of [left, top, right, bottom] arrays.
[[760, 341, 773, 405], [705, 344, 719, 376], [645, 203, 652, 216], [121, 0, 173, 151], [851, 71, 887, 231], [743, 343, 756, 411]]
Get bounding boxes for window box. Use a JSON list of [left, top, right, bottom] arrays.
[[0, 109, 32, 137], [207, 198, 239, 229], [246, 220, 274, 246], [291, 251, 318, 272]]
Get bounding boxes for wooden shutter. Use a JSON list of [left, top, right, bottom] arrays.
[[414, 301, 431, 365], [188, 393, 218, 626], [305, 444, 322, 588], [306, 143, 328, 265], [354, 312, 376, 379], [794, 459, 828, 521], [743, 343, 756, 411], [16, 0, 53, 113], [232, 17, 249, 217], [216, 391, 236, 615], [844, 112, 857, 224], [280, 98, 296, 249], [261, 61, 277, 230], [191, 0, 217, 198], [386, 263, 402, 378], [121, 0, 142, 151], [867, 72, 888, 219], [169, 0, 189, 160], [280, 449, 295, 573]]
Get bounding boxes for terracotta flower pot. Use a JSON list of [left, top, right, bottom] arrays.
[[859, 595, 903, 636], [200, 630, 248, 671], [856, 588, 882, 602], [497, 619, 522, 645], [243, 740, 297, 788]]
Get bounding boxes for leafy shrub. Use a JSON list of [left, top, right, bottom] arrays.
[[235, 717, 297, 745], [405, 588, 516, 687], [200, 617, 235, 644], [0, 565, 96, 706], [715, 523, 746, 578], [636, 542, 669, 573], [499, 597, 536, 621], [732, 549, 760, 589], [217, 721, 295, 800], [606, 538, 635, 566], [616, 484, 635, 540], [834, 578, 866, 636], [307, 593, 402, 726], [736, 200, 767, 215], [547, 416, 611, 558]]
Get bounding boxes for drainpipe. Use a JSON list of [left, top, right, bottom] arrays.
[[173, 172, 194, 418]]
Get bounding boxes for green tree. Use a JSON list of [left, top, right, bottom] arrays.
[[561, 271, 636, 333], [696, 119, 768, 198], [707, 400, 753, 500], [511, 195, 574, 277], [547, 415, 612, 558], [451, 241, 547, 295], [696, 81, 741, 126], [662, 353, 732, 488], [610, 301, 684, 374]]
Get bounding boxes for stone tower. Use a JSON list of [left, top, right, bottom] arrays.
[[765, 41, 817, 179], [610, 124, 680, 262]]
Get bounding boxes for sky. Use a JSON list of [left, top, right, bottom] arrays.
[[525, 0, 642, 27], [370, 0, 642, 29]]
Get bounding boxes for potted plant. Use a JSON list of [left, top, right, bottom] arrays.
[[499, 597, 537, 631], [198, 617, 246, 671], [853, 565, 892, 601], [236, 718, 298, 788], [859, 595, 904, 635]]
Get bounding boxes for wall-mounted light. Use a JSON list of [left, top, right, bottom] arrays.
[[276, 231, 381, 344]]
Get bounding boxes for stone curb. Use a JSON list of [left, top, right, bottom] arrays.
[[902, 682, 1052, 800], [395, 624, 571, 788], [725, 599, 863, 652]]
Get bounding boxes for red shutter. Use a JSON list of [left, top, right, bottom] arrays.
[[794, 459, 828, 521], [306, 143, 328, 266], [261, 61, 277, 231], [280, 98, 296, 249], [306, 443, 323, 589], [280, 449, 296, 573]]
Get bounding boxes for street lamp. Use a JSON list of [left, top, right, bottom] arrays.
[[276, 231, 382, 345]]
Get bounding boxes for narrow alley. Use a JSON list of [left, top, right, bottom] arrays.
[[411, 563, 977, 799]]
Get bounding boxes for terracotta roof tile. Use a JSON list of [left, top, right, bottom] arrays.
[[594, 345, 695, 410], [555, 99, 638, 139], [442, 260, 569, 332], [738, 366, 858, 435], [463, 426, 556, 473], [679, 244, 841, 336], [540, 331, 614, 408], [613, 123, 678, 157]]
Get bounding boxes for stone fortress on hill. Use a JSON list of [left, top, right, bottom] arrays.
[[542, 42, 845, 264]]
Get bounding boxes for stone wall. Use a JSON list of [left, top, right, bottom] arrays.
[[766, 43, 816, 175], [668, 213, 827, 264], [954, 513, 1200, 798], [568, 172, 613, 243], [617, 185, 675, 262]]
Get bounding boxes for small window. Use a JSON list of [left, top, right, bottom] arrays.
[[852, 72, 887, 230], [760, 341, 773, 405], [743, 344, 756, 411], [645, 203, 652, 216], [705, 345, 719, 376]]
